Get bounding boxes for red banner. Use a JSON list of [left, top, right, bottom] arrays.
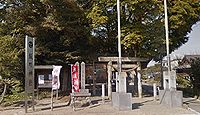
[[71, 65, 80, 92]]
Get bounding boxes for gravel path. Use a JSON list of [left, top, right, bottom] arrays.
[[0, 97, 197, 115]]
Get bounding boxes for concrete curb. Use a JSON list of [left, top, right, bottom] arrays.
[[183, 103, 200, 115], [188, 107, 200, 115]]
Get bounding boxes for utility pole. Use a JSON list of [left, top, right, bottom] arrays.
[[164, 0, 172, 90], [164, 0, 170, 72], [117, 0, 121, 92]]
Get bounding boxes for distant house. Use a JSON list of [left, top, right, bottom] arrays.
[[181, 55, 200, 65], [176, 55, 200, 73], [162, 58, 180, 70]]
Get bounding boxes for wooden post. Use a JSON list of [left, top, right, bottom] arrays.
[[107, 61, 112, 99], [71, 64, 74, 93], [102, 83, 105, 104], [93, 62, 96, 95], [56, 89, 58, 100], [37, 86, 39, 100], [25, 93, 28, 113], [51, 89, 53, 111], [32, 92, 35, 111], [62, 67, 68, 92]]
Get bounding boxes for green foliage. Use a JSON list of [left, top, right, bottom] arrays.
[[176, 73, 191, 88], [87, 6, 109, 28], [0, 35, 23, 80], [1, 0, 93, 65], [0, 0, 200, 103], [2, 92, 25, 106], [82, 0, 200, 58], [190, 58, 200, 97], [38, 90, 51, 99], [0, 0, 93, 103], [0, 78, 24, 105]]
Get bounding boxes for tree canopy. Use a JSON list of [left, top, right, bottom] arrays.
[[80, 0, 200, 59], [0, 0, 200, 80], [0, 0, 93, 65], [190, 58, 200, 97], [0, 0, 93, 96]]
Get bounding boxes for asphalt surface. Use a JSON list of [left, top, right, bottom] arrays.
[[183, 97, 200, 114]]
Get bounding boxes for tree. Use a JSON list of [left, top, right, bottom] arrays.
[[81, 0, 200, 59], [190, 58, 200, 98], [0, 0, 93, 65], [0, 35, 23, 80], [0, 0, 93, 97]]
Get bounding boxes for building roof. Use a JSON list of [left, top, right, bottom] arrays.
[[34, 65, 53, 69], [182, 55, 200, 63], [98, 57, 149, 62], [183, 55, 200, 60]]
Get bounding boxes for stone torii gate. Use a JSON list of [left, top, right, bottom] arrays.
[[98, 57, 149, 98]]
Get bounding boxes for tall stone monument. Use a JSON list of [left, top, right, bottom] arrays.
[[159, 70, 183, 107], [107, 61, 112, 99], [81, 62, 85, 89], [80, 62, 89, 93], [112, 71, 132, 111]]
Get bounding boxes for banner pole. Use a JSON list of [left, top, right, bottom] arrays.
[[56, 89, 58, 100], [25, 93, 28, 113], [32, 38, 35, 111], [51, 89, 53, 111]]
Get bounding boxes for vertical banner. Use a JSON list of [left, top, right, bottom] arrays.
[[25, 35, 35, 93], [51, 65, 62, 111], [71, 63, 80, 92], [52, 66, 62, 90]]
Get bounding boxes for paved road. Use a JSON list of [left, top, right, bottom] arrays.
[[183, 97, 200, 114], [0, 97, 197, 115]]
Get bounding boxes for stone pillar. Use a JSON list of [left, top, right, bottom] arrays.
[[163, 71, 169, 90], [107, 61, 112, 99], [163, 70, 176, 90], [169, 70, 176, 90], [137, 62, 142, 98], [116, 72, 119, 92], [134, 70, 138, 93], [119, 72, 127, 93], [81, 62, 85, 89], [153, 83, 157, 100], [127, 70, 134, 95], [62, 67, 68, 91]]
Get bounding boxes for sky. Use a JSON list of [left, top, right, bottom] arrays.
[[148, 21, 200, 67], [172, 21, 200, 56]]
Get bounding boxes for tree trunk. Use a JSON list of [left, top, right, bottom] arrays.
[[0, 83, 7, 104]]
